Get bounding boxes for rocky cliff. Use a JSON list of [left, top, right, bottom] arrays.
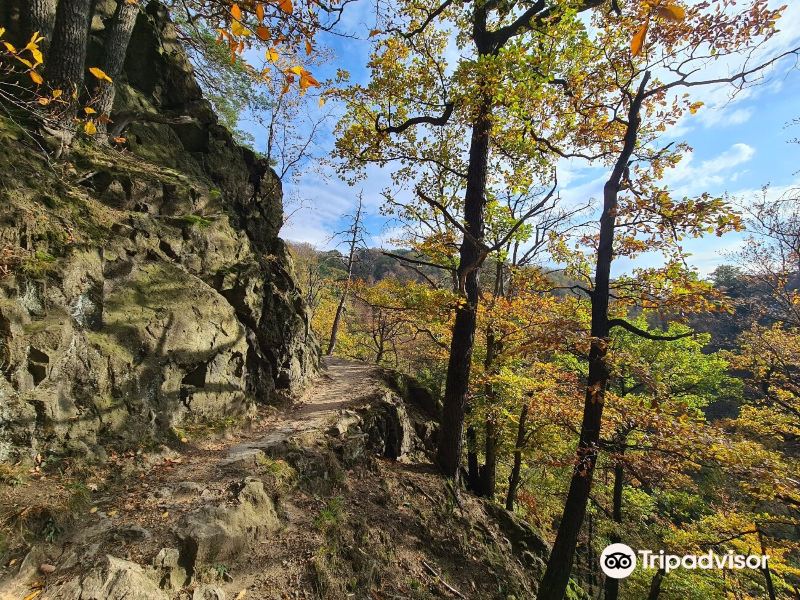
[[0, 2, 318, 460]]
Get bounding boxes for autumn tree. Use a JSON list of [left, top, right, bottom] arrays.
[[467, 190, 589, 499], [326, 195, 367, 355], [534, 2, 796, 597], [1, 0, 335, 148], [595, 321, 738, 600], [335, 0, 617, 479]]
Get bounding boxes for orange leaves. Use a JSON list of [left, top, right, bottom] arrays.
[[256, 26, 271, 41], [230, 3, 242, 20], [299, 70, 320, 90], [284, 65, 320, 90], [29, 70, 43, 85], [630, 2, 687, 57], [278, 0, 293, 15], [255, 2, 265, 22], [631, 20, 649, 57]]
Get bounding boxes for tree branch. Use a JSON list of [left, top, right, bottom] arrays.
[[375, 102, 454, 134], [608, 319, 693, 341]]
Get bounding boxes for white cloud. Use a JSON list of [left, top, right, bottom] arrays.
[[663, 143, 756, 196]]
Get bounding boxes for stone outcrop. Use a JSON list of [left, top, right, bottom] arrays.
[[177, 477, 280, 573], [0, 1, 318, 459], [46, 555, 169, 600]]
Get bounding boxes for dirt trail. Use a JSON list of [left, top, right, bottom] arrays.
[[1, 357, 386, 599], [228, 357, 384, 454], [2, 356, 542, 600]]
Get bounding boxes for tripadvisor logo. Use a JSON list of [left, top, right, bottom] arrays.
[[600, 543, 637, 579], [600, 543, 770, 579]]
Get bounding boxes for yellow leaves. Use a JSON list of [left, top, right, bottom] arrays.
[[256, 26, 270, 41], [266, 47, 279, 62], [655, 3, 686, 23], [88, 67, 112, 83], [230, 3, 242, 21], [689, 101, 704, 114], [29, 70, 43, 85], [3, 41, 17, 53], [231, 20, 251, 37], [285, 65, 320, 90], [318, 96, 326, 107], [84, 106, 96, 114], [23, 31, 44, 64], [631, 20, 649, 57], [52, 88, 62, 98], [37, 96, 51, 106], [84, 120, 97, 135], [0, 27, 6, 38], [278, 0, 293, 15], [30, 47, 43, 65]]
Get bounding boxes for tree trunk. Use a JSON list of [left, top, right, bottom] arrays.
[[759, 530, 777, 600], [326, 199, 363, 355], [647, 568, 665, 600], [95, 0, 139, 134], [466, 425, 481, 491], [43, 0, 92, 146], [435, 96, 492, 478], [327, 293, 347, 355], [24, 0, 56, 51], [483, 416, 498, 498], [480, 328, 500, 498], [538, 72, 651, 600], [604, 457, 624, 600], [505, 402, 528, 510]]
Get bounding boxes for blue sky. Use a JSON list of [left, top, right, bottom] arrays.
[[257, 1, 800, 276]]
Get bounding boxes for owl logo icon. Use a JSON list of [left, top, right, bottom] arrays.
[[601, 543, 637, 579]]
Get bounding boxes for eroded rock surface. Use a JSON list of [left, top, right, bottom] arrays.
[[45, 555, 168, 600], [0, 2, 318, 459]]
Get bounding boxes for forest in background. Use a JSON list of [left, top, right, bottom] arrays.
[[2, 0, 800, 597]]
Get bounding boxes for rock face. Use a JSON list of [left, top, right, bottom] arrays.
[[46, 555, 170, 600], [0, 2, 318, 459], [178, 477, 280, 572]]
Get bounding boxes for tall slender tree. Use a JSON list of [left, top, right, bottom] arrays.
[[537, 2, 795, 597], [327, 194, 366, 355], [335, 0, 613, 479]]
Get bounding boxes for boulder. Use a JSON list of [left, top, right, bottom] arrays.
[[219, 448, 267, 474], [153, 547, 189, 591], [193, 585, 226, 600], [45, 555, 168, 600], [358, 392, 413, 460], [178, 477, 279, 571]]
